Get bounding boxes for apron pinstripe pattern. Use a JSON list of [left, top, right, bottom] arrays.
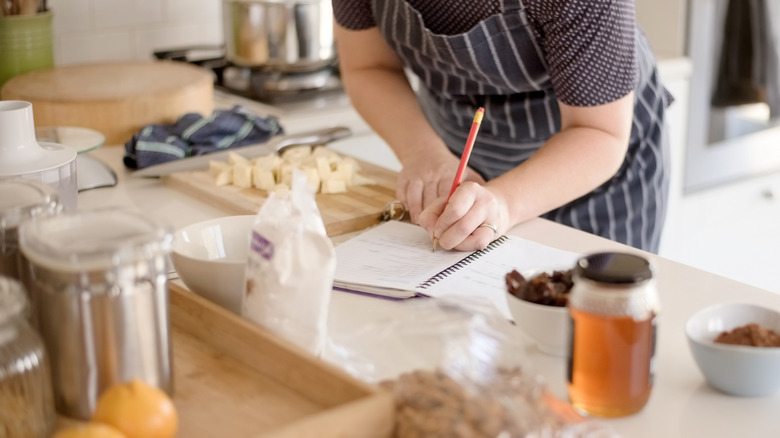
[[373, 0, 670, 253]]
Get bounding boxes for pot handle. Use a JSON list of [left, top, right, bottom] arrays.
[[275, 126, 352, 153]]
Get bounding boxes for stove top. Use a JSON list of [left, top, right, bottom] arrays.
[[153, 46, 344, 105]]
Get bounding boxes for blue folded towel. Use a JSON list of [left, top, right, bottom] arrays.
[[123, 105, 284, 169]]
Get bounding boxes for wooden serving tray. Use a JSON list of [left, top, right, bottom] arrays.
[[162, 159, 398, 237], [57, 283, 395, 438]]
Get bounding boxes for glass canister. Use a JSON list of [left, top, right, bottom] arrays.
[[566, 252, 660, 418], [19, 208, 174, 420], [0, 277, 56, 438], [0, 178, 61, 325]]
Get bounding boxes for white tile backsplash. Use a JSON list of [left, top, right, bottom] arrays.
[[49, 0, 223, 66], [93, 0, 162, 30], [51, 0, 90, 33], [165, 0, 222, 23], [135, 22, 223, 58], [57, 32, 135, 65]]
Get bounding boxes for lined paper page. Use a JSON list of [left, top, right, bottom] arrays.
[[334, 221, 468, 291], [333, 220, 581, 316]]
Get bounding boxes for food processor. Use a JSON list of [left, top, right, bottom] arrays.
[[0, 101, 77, 211]]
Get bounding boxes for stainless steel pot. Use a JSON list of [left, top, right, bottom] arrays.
[[222, 0, 336, 72]]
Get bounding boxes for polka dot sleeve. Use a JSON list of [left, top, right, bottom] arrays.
[[527, 0, 638, 107], [332, 0, 376, 30]]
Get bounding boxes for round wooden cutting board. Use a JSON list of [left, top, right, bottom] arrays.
[[1, 61, 214, 145]]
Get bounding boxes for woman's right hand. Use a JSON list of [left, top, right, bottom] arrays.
[[396, 148, 485, 224]]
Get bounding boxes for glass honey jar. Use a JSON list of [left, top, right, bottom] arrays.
[[566, 252, 660, 418]]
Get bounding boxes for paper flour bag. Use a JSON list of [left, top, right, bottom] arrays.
[[243, 169, 336, 356]]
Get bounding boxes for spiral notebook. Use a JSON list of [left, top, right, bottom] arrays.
[[333, 220, 580, 318]]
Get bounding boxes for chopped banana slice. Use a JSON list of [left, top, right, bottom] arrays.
[[322, 179, 348, 194], [335, 161, 354, 186], [253, 154, 281, 172], [228, 151, 251, 166], [209, 160, 230, 177], [208, 147, 368, 194], [214, 168, 232, 186], [278, 163, 295, 187], [272, 183, 290, 196], [303, 167, 321, 192], [280, 145, 312, 163], [232, 164, 252, 188], [315, 156, 332, 181], [311, 146, 342, 163], [252, 168, 276, 191]]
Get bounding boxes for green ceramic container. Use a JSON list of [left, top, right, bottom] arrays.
[[0, 11, 54, 90]]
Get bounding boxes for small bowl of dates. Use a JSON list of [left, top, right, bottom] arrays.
[[505, 268, 574, 357]]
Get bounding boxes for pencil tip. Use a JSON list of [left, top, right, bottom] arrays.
[[432, 238, 438, 252]]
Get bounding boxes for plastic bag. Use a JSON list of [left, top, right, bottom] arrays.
[[324, 297, 619, 438], [243, 169, 335, 356]]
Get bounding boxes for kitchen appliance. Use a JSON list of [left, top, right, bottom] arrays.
[[0, 101, 77, 211], [35, 126, 118, 192], [685, 0, 780, 192], [222, 0, 336, 72], [154, 44, 342, 105], [155, 0, 340, 105]]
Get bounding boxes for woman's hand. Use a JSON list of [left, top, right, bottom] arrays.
[[396, 149, 485, 224], [417, 182, 510, 252]]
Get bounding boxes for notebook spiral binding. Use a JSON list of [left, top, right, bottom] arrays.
[[416, 235, 509, 290]]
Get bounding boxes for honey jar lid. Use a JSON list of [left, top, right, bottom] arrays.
[[576, 252, 653, 284]]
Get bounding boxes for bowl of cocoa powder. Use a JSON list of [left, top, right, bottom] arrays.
[[685, 302, 780, 397]]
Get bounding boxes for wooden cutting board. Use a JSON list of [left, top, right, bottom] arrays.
[[162, 158, 399, 237], [1, 61, 214, 145]]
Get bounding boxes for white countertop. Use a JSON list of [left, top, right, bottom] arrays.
[[80, 142, 780, 438]]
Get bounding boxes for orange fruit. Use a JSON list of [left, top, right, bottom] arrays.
[[92, 379, 178, 438], [53, 423, 127, 438]]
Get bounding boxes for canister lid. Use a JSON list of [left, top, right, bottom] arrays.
[[19, 208, 172, 272], [0, 178, 60, 228], [575, 252, 653, 284]]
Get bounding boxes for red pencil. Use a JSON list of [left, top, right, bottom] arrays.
[[433, 107, 485, 251], [446, 107, 485, 199]]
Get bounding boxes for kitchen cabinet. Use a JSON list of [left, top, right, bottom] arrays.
[[660, 167, 780, 294], [653, 59, 780, 295]]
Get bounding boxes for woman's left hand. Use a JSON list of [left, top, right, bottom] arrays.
[[417, 181, 511, 252]]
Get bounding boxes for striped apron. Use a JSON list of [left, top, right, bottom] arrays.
[[372, 0, 670, 253]]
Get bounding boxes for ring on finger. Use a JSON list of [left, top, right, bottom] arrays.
[[478, 223, 499, 237]]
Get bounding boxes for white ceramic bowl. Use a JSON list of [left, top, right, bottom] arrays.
[[685, 302, 780, 397], [171, 215, 255, 314], [506, 293, 568, 356], [505, 268, 572, 357]]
